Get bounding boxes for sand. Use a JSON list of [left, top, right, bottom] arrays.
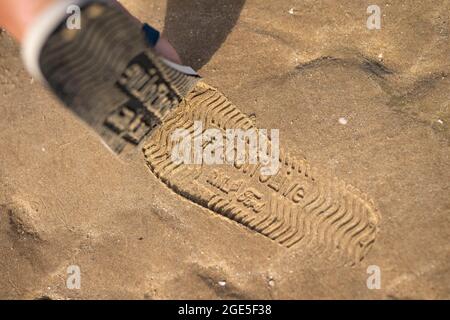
[[0, 0, 449, 299]]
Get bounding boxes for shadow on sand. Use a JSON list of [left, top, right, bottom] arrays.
[[164, 0, 245, 70]]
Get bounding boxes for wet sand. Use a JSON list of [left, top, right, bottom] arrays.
[[0, 0, 449, 299]]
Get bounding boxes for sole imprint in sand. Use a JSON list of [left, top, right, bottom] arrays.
[[143, 82, 381, 265]]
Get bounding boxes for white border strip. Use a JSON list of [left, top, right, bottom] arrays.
[[161, 57, 198, 76]]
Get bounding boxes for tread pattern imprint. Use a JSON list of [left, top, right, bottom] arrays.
[[143, 81, 381, 265]]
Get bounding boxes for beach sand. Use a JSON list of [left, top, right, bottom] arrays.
[[0, 0, 448, 299]]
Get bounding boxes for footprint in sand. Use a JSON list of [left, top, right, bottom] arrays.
[[32, 2, 380, 265], [142, 81, 381, 265]]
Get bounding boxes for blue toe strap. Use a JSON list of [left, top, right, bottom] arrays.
[[142, 23, 160, 47]]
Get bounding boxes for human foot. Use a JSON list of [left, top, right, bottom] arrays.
[[21, 0, 200, 153]]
